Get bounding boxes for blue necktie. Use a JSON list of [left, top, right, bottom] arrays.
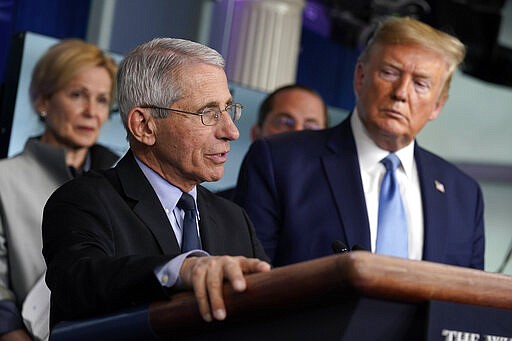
[[376, 153, 408, 258], [177, 192, 201, 252]]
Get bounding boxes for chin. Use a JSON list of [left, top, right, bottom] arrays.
[[73, 137, 98, 148], [204, 171, 224, 183], [379, 120, 407, 135]]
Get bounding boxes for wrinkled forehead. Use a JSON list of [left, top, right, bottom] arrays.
[[173, 63, 232, 107]]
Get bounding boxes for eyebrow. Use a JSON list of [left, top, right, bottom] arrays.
[[198, 98, 233, 110], [67, 84, 111, 95], [383, 60, 435, 79]]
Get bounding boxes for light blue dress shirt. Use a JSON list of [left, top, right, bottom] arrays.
[[134, 157, 207, 288]]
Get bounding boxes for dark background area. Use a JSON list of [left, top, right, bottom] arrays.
[[0, 0, 510, 115], [0, 0, 91, 81]]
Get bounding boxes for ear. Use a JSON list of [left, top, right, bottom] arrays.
[[429, 94, 448, 121], [353, 62, 365, 98], [127, 108, 157, 146], [250, 125, 261, 142], [34, 96, 48, 114]]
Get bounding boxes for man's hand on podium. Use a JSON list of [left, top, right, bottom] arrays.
[[179, 256, 271, 323]]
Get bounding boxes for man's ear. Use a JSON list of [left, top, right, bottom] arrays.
[[127, 108, 157, 146], [250, 125, 261, 142], [353, 62, 365, 98], [429, 94, 448, 121]]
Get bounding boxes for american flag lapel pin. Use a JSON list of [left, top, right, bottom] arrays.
[[434, 180, 445, 193]]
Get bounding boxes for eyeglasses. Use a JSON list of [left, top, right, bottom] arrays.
[[139, 103, 243, 126], [270, 115, 322, 131]]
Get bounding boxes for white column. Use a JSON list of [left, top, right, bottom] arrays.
[[225, 0, 305, 92], [86, 0, 117, 49]]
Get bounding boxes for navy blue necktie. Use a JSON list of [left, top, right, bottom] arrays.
[[376, 153, 408, 258], [177, 192, 201, 252]]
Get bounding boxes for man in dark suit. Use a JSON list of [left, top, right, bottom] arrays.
[[42, 38, 270, 327], [235, 17, 484, 269], [217, 84, 328, 200]]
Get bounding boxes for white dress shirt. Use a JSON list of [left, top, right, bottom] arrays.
[[351, 111, 424, 260]]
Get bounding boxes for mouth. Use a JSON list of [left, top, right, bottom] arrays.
[[206, 150, 229, 164], [382, 108, 406, 120], [76, 126, 96, 132]]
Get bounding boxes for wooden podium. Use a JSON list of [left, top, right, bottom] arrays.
[[51, 251, 512, 341]]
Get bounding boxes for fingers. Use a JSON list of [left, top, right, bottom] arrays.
[[239, 258, 272, 274], [181, 256, 271, 322], [226, 258, 271, 292], [205, 258, 230, 321], [190, 258, 217, 322]]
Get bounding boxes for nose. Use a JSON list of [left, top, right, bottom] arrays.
[[82, 98, 96, 117], [84, 98, 110, 121], [391, 76, 409, 102], [218, 111, 240, 141]]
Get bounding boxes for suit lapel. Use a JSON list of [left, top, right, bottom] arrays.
[[322, 118, 371, 250], [195, 187, 222, 254], [116, 152, 179, 254], [415, 146, 447, 262]]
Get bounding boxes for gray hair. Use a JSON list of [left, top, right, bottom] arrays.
[[117, 37, 225, 129]]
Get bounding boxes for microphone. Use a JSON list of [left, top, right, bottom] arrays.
[[351, 244, 366, 251], [331, 240, 349, 254]]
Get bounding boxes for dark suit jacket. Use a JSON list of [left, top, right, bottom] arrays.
[[216, 186, 236, 201], [234, 117, 484, 269], [42, 151, 268, 326]]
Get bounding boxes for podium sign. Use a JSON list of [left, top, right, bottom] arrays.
[[427, 301, 512, 341]]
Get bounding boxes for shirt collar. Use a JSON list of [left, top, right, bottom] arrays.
[[133, 155, 197, 211], [351, 109, 415, 178]]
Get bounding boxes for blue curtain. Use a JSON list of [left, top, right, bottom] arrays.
[[0, 0, 91, 81], [297, 27, 359, 111]]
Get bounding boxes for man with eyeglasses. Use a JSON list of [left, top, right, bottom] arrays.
[[250, 84, 328, 140], [42, 38, 270, 329], [217, 84, 328, 200]]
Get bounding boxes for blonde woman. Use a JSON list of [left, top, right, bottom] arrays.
[[0, 39, 118, 340]]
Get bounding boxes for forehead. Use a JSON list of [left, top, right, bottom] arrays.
[[370, 43, 449, 77], [177, 63, 231, 106], [272, 89, 323, 112], [65, 66, 112, 89]]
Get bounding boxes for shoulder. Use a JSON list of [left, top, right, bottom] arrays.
[[52, 167, 117, 201], [0, 148, 43, 181], [0, 146, 33, 167], [89, 144, 120, 169], [198, 186, 249, 218], [215, 187, 236, 201], [244, 124, 349, 173], [0, 153, 25, 173], [268, 127, 332, 149], [198, 185, 238, 207], [416, 146, 480, 188], [247, 127, 332, 161]]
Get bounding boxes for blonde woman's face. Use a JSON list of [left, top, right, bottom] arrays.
[[39, 66, 112, 149]]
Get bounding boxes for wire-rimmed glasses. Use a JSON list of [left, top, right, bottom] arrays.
[[139, 103, 243, 126]]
